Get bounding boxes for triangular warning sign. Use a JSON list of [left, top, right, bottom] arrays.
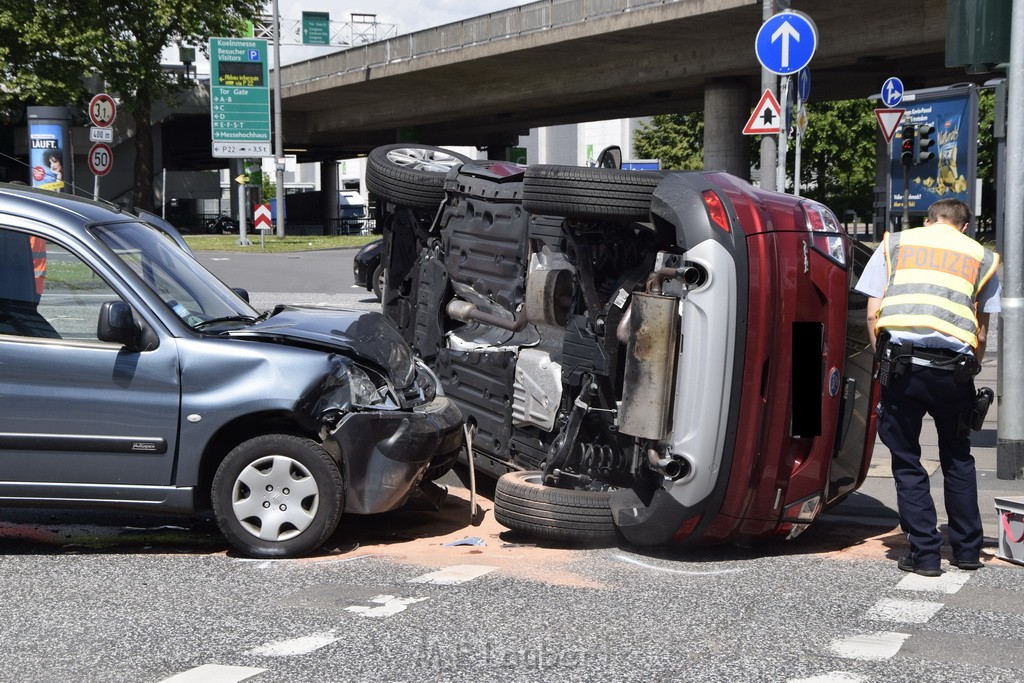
[[874, 108, 906, 144], [743, 90, 783, 135]]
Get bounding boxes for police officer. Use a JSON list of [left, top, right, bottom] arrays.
[[857, 198, 1000, 577]]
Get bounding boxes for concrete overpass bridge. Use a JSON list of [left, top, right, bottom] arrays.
[[240, 0, 971, 173]]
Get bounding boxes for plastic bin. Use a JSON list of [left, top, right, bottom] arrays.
[[994, 496, 1024, 566]]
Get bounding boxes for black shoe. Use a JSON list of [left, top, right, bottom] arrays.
[[950, 557, 984, 570], [898, 555, 942, 577]]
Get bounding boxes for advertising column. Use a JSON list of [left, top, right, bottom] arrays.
[[26, 106, 73, 193], [889, 86, 979, 227]]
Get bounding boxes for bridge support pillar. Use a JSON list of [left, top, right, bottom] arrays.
[[703, 78, 750, 181], [321, 160, 339, 235]]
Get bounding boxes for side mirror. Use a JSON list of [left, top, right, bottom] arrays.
[[232, 287, 250, 303], [97, 301, 140, 348]]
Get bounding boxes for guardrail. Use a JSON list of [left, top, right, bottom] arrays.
[[283, 0, 678, 88]]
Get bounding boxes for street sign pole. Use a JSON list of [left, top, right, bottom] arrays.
[[273, 0, 286, 238], [759, 0, 778, 192], [756, 3, 815, 195], [776, 76, 790, 192], [998, 0, 1024, 479], [794, 102, 802, 196]]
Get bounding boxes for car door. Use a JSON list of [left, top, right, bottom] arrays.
[[827, 238, 881, 503], [0, 224, 182, 488]]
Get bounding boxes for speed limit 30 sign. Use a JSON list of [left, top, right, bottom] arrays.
[[88, 143, 113, 176]]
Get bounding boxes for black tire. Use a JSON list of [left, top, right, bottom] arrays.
[[365, 144, 472, 209], [371, 262, 384, 302], [493, 470, 618, 545], [212, 434, 344, 558], [522, 165, 666, 220]]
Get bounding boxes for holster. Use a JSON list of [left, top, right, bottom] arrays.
[[953, 355, 981, 385], [876, 333, 911, 388]]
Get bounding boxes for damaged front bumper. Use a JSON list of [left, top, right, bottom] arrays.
[[328, 396, 464, 514]]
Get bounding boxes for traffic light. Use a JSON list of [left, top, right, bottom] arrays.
[[900, 125, 917, 167], [916, 123, 935, 164]]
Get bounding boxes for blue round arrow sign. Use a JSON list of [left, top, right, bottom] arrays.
[[798, 67, 811, 103], [881, 77, 904, 108], [755, 11, 818, 76]]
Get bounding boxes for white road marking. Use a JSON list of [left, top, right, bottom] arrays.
[[345, 595, 429, 618], [158, 664, 266, 682], [788, 673, 865, 683], [865, 597, 945, 624], [896, 570, 971, 594], [245, 632, 339, 657], [409, 564, 497, 585], [614, 554, 749, 575], [829, 631, 910, 660]]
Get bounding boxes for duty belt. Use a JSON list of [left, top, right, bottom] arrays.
[[908, 346, 962, 370], [875, 333, 980, 386]]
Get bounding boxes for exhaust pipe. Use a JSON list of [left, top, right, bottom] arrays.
[[647, 447, 690, 481], [446, 299, 528, 332]]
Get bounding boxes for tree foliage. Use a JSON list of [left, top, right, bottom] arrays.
[[794, 99, 877, 220], [0, 0, 263, 210], [634, 92, 1003, 233], [634, 113, 705, 170]]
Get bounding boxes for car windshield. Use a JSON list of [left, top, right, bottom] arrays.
[[91, 221, 259, 328]]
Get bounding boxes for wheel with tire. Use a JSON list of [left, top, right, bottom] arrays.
[[212, 434, 344, 558], [493, 470, 618, 544], [365, 144, 472, 208], [522, 165, 666, 220], [371, 262, 385, 302]]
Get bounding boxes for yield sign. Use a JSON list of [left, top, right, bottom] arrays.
[[253, 203, 272, 230], [874, 108, 906, 144], [743, 90, 783, 135]]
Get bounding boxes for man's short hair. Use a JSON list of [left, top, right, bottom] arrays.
[[927, 198, 971, 228]]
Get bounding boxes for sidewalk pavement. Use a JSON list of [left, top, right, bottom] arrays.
[[823, 320, 1024, 552]]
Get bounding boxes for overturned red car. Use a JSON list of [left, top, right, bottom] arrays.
[[365, 143, 878, 546]]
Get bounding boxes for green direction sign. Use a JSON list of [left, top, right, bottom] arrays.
[[302, 12, 331, 45], [209, 37, 271, 158]]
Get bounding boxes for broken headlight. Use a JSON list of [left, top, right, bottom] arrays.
[[348, 364, 396, 408]]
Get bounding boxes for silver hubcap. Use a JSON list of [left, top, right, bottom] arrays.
[[231, 455, 320, 541], [386, 147, 463, 173]]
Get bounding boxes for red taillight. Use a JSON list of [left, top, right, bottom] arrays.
[[702, 190, 730, 232]]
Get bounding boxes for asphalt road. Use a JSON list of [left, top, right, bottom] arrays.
[[3, 248, 1023, 682]]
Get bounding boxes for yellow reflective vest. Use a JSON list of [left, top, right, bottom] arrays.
[[876, 224, 999, 349]]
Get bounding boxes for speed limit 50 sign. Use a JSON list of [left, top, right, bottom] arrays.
[[88, 143, 113, 176]]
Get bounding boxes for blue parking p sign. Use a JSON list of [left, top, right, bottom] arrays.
[[755, 11, 818, 76]]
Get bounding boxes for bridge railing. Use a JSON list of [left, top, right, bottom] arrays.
[[284, 0, 678, 87]]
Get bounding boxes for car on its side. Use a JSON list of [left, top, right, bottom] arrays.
[[0, 183, 463, 558], [365, 143, 879, 547], [353, 238, 384, 301]]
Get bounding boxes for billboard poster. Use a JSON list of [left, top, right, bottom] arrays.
[[27, 119, 69, 192], [889, 86, 978, 216]]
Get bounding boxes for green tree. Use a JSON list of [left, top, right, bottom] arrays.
[[0, 0, 263, 211], [634, 101, 878, 221], [634, 113, 705, 169], [794, 99, 877, 220], [976, 88, 995, 232]]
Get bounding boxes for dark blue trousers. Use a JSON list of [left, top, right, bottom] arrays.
[[876, 365, 982, 568]]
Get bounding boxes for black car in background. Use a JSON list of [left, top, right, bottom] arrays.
[[353, 238, 383, 301]]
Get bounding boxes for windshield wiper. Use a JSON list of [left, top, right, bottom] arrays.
[[192, 315, 259, 330]]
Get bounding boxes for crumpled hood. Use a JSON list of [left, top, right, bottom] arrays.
[[227, 305, 416, 388]]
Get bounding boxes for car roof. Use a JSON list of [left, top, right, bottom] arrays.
[[0, 182, 135, 231]]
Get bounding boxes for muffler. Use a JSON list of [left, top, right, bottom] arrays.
[[617, 292, 679, 440]]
